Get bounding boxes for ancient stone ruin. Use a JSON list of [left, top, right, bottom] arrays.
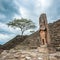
[[39, 13, 50, 46], [38, 13, 56, 53], [0, 13, 60, 60], [38, 13, 50, 60]]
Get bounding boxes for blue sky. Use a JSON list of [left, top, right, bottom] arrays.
[[0, 0, 60, 44]]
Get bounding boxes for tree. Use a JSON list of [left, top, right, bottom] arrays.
[[7, 18, 36, 36]]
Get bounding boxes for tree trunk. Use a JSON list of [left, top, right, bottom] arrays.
[[21, 29, 24, 39], [22, 31, 24, 36]]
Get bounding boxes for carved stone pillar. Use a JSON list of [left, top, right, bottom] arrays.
[[38, 13, 50, 60], [39, 13, 50, 46]]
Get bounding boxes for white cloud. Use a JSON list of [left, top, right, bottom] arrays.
[[13, 14, 21, 19], [0, 0, 57, 44], [39, 0, 52, 8], [0, 34, 12, 40], [0, 0, 53, 34], [34, 0, 53, 14], [0, 22, 22, 44], [0, 3, 6, 12], [13, 0, 20, 8], [0, 14, 6, 19], [0, 22, 21, 35], [20, 7, 30, 18], [0, 22, 34, 44], [13, 0, 30, 19], [0, 34, 15, 44], [14, 0, 53, 23]]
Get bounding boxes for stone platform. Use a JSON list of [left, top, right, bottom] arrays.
[[38, 45, 49, 53]]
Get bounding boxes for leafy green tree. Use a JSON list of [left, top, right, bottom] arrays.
[[7, 18, 36, 36]]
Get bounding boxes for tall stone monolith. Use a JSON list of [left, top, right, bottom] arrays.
[[38, 13, 51, 60], [39, 13, 50, 46]]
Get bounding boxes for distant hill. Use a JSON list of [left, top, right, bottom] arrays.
[[2, 19, 60, 50]]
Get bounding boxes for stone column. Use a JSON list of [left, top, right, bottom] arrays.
[[38, 13, 50, 60], [39, 13, 50, 46]]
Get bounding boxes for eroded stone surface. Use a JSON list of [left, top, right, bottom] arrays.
[[0, 49, 59, 60]]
